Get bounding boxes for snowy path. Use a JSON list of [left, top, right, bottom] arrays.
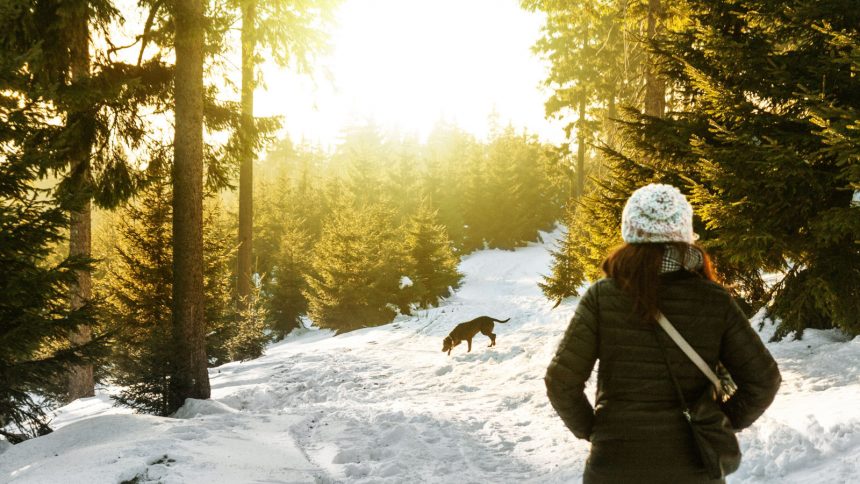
[[2, 230, 859, 483]]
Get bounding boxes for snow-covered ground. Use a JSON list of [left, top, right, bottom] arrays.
[[2, 229, 859, 483]]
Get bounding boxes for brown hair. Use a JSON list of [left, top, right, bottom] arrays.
[[601, 242, 718, 323]]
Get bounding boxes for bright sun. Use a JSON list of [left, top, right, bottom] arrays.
[[256, 0, 562, 148]]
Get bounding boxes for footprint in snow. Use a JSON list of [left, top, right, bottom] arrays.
[[435, 365, 453, 376]]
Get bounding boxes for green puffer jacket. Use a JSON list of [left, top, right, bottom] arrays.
[[545, 271, 781, 443]]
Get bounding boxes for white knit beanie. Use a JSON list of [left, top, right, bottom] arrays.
[[621, 184, 696, 244]]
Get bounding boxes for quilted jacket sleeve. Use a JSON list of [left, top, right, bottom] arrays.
[[545, 283, 600, 441], [719, 298, 782, 430]]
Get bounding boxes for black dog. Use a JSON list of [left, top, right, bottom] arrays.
[[442, 316, 510, 355]]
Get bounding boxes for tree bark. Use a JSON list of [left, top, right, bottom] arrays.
[[237, 0, 256, 309], [605, 94, 617, 149], [66, 1, 95, 402], [574, 22, 589, 200], [169, 0, 210, 413], [576, 93, 586, 199], [644, 0, 665, 117], [600, 93, 616, 180]]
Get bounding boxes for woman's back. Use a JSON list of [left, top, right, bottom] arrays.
[[544, 184, 781, 483], [552, 272, 780, 443]]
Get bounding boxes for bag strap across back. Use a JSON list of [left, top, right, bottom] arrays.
[[656, 311, 721, 389], [652, 325, 691, 415]]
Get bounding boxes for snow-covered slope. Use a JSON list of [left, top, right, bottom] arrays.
[[2, 230, 859, 483]]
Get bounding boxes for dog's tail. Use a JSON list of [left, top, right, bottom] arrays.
[[491, 317, 511, 323]]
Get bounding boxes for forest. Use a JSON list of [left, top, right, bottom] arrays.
[[1, 0, 858, 475]]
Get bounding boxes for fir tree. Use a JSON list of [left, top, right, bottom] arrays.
[[401, 203, 463, 309], [235, 0, 338, 312], [0, 162, 98, 439], [101, 176, 174, 415], [255, 140, 327, 276], [637, 0, 859, 338], [168, 0, 211, 412], [0, 0, 174, 401], [549, 119, 649, 296], [228, 276, 270, 361], [541, 0, 860, 338], [304, 204, 404, 332], [332, 123, 391, 207], [102, 176, 245, 414], [267, 220, 313, 340], [422, 122, 476, 250], [483, 129, 531, 250], [539, 205, 590, 305], [202, 198, 241, 367], [464, 127, 563, 251]]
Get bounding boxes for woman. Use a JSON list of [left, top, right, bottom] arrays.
[[545, 184, 781, 483]]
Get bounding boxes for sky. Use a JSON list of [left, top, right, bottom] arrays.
[[254, 0, 565, 148]]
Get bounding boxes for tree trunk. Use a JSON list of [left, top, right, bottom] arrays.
[[237, 0, 256, 310], [600, 93, 617, 179], [644, 0, 665, 117], [169, 0, 210, 413], [574, 21, 589, 200], [576, 93, 586, 199], [605, 94, 617, 149], [66, 1, 94, 402]]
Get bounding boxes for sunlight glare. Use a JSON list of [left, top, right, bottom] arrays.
[[256, 0, 562, 147]]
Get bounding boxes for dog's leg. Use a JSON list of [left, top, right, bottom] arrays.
[[489, 333, 496, 347], [467, 338, 472, 352]]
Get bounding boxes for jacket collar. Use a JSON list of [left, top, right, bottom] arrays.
[[659, 270, 701, 282]]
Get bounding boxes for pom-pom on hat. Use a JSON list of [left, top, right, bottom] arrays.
[[621, 184, 696, 244]]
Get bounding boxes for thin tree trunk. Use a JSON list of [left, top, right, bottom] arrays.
[[644, 0, 665, 117], [575, 22, 589, 200], [237, 0, 256, 309], [576, 93, 586, 199], [606, 93, 617, 148], [169, 0, 210, 413], [600, 93, 617, 179], [66, 2, 94, 402]]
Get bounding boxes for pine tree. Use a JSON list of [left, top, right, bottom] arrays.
[[235, 0, 337, 311], [628, 0, 860, 338], [401, 203, 463, 309], [202, 198, 241, 367], [546, 0, 860, 338], [0, 0, 174, 401], [332, 123, 391, 207], [101, 176, 174, 416], [0, 157, 99, 439], [465, 127, 563, 250], [423, 122, 477, 250], [170, 0, 210, 411], [228, 277, 270, 361], [304, 204, 404, 333], [523, 0, 637, 198], [529, 0, 684, 304], [267, 220, 313, 340], [102, 175, 242, 414], [255, 140, 327, 276]]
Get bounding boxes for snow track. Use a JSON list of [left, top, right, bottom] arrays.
[[2, 229, 858, 483]]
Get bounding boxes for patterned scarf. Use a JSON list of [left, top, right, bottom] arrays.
[[660, 244, 704, 274]]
